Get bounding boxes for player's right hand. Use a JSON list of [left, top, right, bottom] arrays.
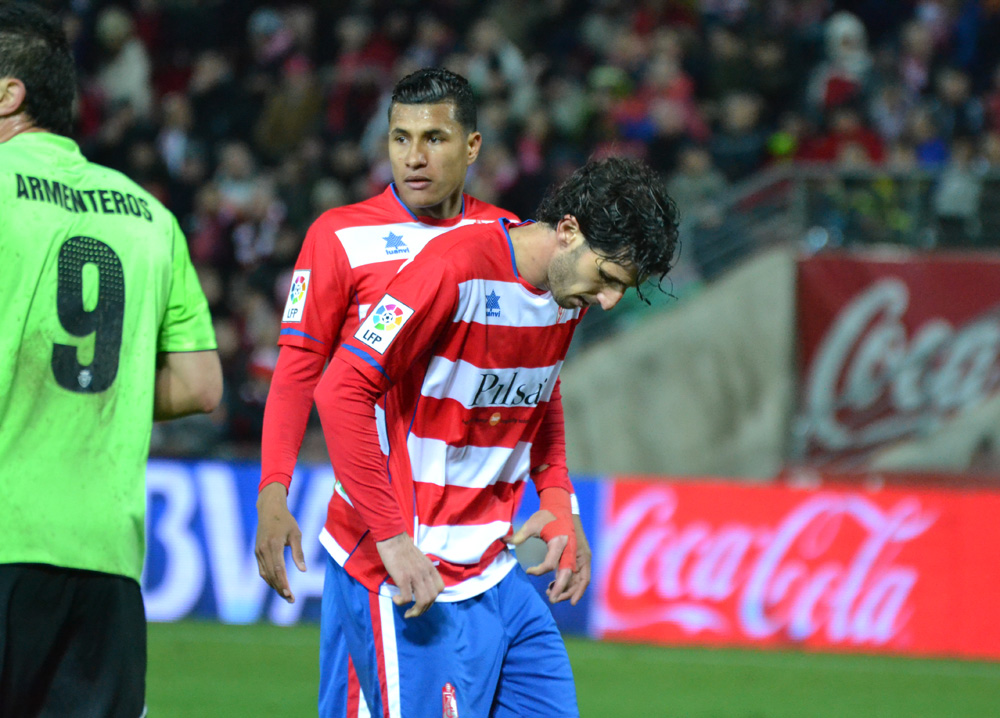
[[375, 533, 445, 619], [255, 482, 307, 604]]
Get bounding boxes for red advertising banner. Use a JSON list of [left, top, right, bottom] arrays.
[[795, 253, 1000, 468], [594, 478, 1000, 659]]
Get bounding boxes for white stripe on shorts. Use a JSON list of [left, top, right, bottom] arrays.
[[378, 593, 403, 718], [357, 689, 371, 718]]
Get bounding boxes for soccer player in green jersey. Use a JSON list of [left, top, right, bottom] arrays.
[[0, 5, 222, 716]]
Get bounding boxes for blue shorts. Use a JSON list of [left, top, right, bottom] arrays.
[[320, 554, 579, 718], [319, 584, 367, 718]]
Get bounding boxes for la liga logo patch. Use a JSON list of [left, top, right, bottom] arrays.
[[282, 270, 310, 323], [354, 294, 414, 355], [373, 303, 405, 330]]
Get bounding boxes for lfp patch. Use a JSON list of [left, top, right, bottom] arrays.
[[354, 294, 414, 355], [282, 270, 310, 323]]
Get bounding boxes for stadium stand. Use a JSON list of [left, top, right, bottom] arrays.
[[56, 0, 1000, 458]]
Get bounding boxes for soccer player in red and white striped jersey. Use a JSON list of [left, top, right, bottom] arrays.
[[254, 69, 590, 718], [316, 157, 679, 717]]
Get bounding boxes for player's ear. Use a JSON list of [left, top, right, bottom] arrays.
[[0, 77, 28, 118], [557, 215, 582, 249], [466, 131, 482, 165]]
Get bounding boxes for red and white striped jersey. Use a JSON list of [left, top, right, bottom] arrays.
[[315, 219, 583, 601], [278, 184, 518, 357]]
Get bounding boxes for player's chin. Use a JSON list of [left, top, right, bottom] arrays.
[[397, 185, 440, 207], [554, 295, 583, 309]]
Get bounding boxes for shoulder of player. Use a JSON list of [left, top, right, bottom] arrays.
[[413, 220, 506, 270], [306, 192, 403, 239], [463, 194, 520, 222], [87, 161, 174, 220], [4, 145, 176, 228]]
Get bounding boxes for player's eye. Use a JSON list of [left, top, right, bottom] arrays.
[[599, 271, 617, 286]]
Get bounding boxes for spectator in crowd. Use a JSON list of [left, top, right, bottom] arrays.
[[254, 55, 324, 162], [94, 5, 153, 121], [908, 106, 950, 168], [807, 11, 872, 114], [928, 66, 985, 141], [800, 103, 886, 165], [869, 81, 915, 145], [667, 143, 729, 217], [710, 91, 769, 180], [898, 19, 936, 96], [933, 135, 982, 247]]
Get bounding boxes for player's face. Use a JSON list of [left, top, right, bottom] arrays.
[[388, 101, 481, 220], [546, 220, 638, 311]]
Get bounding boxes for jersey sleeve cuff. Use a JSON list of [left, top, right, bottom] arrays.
[[259, 473, 292, 493], [370, 519, 411, 543]]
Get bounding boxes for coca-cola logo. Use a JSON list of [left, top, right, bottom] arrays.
[[598, 487, 936, 646], [799, 278, 1000, 459]]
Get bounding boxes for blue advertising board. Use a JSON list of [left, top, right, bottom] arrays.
[[143, 460, 598, 635]]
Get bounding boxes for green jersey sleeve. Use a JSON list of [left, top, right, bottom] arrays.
[[158, 216, 216, 353]]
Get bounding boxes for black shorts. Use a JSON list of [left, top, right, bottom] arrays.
[[0, 563, 146, 718]]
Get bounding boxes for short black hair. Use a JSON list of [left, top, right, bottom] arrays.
[[389, 67, 477, 132], [536, 157, 680, 301], [0, 2, 75, 136]]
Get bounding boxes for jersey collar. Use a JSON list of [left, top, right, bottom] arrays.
[[499, 217, 547, 295]]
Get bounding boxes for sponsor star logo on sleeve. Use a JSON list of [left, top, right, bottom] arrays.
[[383, 231, 409, 255], [485, 290, 501, 318]]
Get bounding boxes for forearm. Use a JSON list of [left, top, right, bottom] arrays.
[[259, 346, 326, 492], [154, 350, 223, 420], [530, 381, 575, 496], [315, 356, 408, 540]]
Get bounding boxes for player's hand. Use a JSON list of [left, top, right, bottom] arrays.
[[547, 514, 592, 606], [255, 483, 307, 604], [376, 533, 445, 619], [510, 488, 577, 604]]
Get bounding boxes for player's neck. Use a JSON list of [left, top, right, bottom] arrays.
[[409, 191, 463, 221], [0, 118, 46, 144], [508, 223, 556, 290]]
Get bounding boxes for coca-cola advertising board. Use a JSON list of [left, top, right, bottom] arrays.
[[794, 253, 1000, 468], [594, 479, 1000, 659]]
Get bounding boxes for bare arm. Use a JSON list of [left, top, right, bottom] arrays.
[[154, 349, 223, 420]]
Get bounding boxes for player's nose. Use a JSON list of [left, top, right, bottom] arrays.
[[597, 287, 625, 310], [405, 143, 427, 167]]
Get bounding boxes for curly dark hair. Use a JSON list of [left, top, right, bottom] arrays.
[[389, 67, 477, 132], [0, 3, 76, 136], [536, 157, 680, 301]]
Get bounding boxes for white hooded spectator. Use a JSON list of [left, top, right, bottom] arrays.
[[95, 6, 153, 120], [807, 11, 872, 111]]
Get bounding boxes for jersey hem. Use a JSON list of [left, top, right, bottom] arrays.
[[319, 528, 518, 602]]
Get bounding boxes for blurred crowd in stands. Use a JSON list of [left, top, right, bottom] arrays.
[[50, 0, 1000, 457]]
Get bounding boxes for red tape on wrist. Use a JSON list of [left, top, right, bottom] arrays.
[[538, 487, 577, 572]]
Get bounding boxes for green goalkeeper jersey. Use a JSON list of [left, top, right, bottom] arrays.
[[0, 132, 216, 583]]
